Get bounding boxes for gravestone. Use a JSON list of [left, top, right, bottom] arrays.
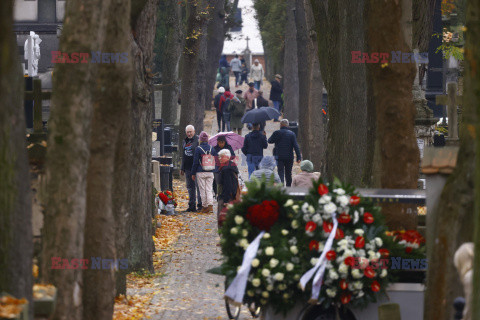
[[435, 82, 462, 144], [24, 78, 51, 133]]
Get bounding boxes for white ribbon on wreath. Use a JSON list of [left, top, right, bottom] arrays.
[[299, 212, 338, 302], [225, 231, 266, 306]]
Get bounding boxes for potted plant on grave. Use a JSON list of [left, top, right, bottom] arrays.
[[157, 190, 177, 215], [0, 294, 28, 320]]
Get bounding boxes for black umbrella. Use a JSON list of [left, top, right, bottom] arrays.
[[241, 107, 281, 124]]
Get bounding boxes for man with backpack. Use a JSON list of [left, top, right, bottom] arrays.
[[191, 131, 217, 213]]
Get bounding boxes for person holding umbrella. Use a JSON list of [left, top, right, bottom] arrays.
[[241, 123, 268, 178], [230, 90, 246, 135]]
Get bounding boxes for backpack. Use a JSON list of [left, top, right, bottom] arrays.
[[199, 146, 215, 171]]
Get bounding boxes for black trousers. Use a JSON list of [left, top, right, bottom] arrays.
[[185, 169, 202, 209], [277, 158, 294, 187], [216, 109, 224, 131]]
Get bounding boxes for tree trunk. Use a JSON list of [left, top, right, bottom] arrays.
[[310, 0, 368, 187], [127, 0, 158, 273], [365, 0, 419, 229], [179, 0, 212, 143], [295, 0, 309, 147], [161, 0, 183, 125], [0, 1, 33, 317], [204, 0, 226, 115], [283, 0, 300, 122], [195, 32, 208, 133], [82, 0, 133, 318], [303, 0, 326, 176], [41, 0, 105, 318]]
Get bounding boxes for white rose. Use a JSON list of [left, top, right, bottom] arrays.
[[353, 211, 359, 224], [290, 246, 298, 255], [239, 239, 249, 249], [338, 263, 348, 275], [336, 195, 349, 207], [269, 258, 279, 268], [262, 291, 269, 298], [375, 237, 383, 247], [380, 269, 388, 278], [292, 205, 299, 212], [266, 285, 273, 291], [251, 258, 260, 268], [294, 274, 300, 280], [234, 215, 244, 224], [278, 284, 287, 290], [319, 195, 332, 204], [247, 290, 255, 296], [328, 269, 339, 280], [312, 214, 322, 223], [357, 249, 366, 257], [368, 250, 376, 260], [262, 269, 271, 277], [283, 293, 290, 299], [353, 281, 363, 290], [291, 220, 299, 229], [286, 263, 294, 271], [265, 247, 274, 256], [285, 199, 294, 207], [227, 203, 234, 209], [263, 233, 271, 239], [310, 258, 319, 266], [324, 203, 338, 215], [302, 202, 310, 213], [242, 229, 248, 237], [274, 272, 284, 281], [357, 291, 365, 298], [354, 229, 364, 236], [308, 205, 315, 214], [252, 278, 261, 287], [352, 269, 363, 279], [326, 288, 337, 297], [303, 214, 311, 222], [281, 229, 289, 236], [230, 227, 238, 235], [333, 188, 345, 195], [318, 242, 325, 252]]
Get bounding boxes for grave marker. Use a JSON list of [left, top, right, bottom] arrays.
[[435, 82, 462, 143], [24, 78, 51, 133]]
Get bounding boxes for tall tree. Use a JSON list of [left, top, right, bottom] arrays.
[[310, 0, 369, 186], [82, 0, 133, 318], [0, 0, 33, 317], [41, 0, 106, 318], [194, 30, 209, 132], [283, 0, 300, 122], [161, 0, 184, 125]]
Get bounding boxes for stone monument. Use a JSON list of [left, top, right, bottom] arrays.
[[24, 31, 42, 77]]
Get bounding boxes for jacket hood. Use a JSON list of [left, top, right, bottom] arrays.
[[259, 156, 277, 171]]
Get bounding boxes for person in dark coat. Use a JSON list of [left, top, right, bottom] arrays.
[[253, 90, 269, 131], [214, 87, 225, 132], [219, 90, 234, 132], [213, 135, 235, 197], [181, 125, 202, 212], [268, 119, 302, 186], [219, 54, 230, 70], [242, 123, 268, 178], [217, 149, 240, 220], [269, 74, 283, 121]]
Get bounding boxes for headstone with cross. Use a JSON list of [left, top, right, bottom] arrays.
[[243, 36, 252, 70], [24, 78, 51, 133], [435, 82, 462, 143]]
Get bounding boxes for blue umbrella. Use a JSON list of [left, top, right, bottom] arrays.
[[241, 107, 281, 124]]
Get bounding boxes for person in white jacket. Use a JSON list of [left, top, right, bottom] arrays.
[[250, 59, 264, 90], [230, 54, 242, 87]]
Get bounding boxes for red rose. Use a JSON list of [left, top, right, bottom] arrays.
[[309, 240, 319, 251], [340, 292, 352, 304], [364, 266, 375, 278], [405, 247, 413, 254], [344, 256, 355, 266], [335, 228, 344, 240], [159, 193, 169, 205], [326, 250, 336, 261], [246, 200, 280, 231], [349, 195, 360, 206], [306, 221, 317, 233], [355, 236, 365, 249], [338, 212, 352, 224], [363, 212, 374, 224], [371, 280, 381, 292], [318, 184, 329, 196], [323, 221, 333, 233], [379, 248, 390, 258], [339, 279, 348, 290]]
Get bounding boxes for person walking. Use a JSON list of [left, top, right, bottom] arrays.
[[243, 83, 258, 111], [214, 87, 225, 132], [180, 125, 202, 212], [191, 132, 217, 213], [250, 59, 264, 90], [230, 54, 242, 87], [219, 89, 234, 132], [218, 67, 229, 89], [292, 160, 320, 188], [270, 74, 283, 122], [230, 90, 246, 135], [213, 135, 235, 197], [219, 54, 230, 70], [240, 61, 249, 85], [216, 149, 240, 222], [268, 119, 302, 186], [253, 90, 269, 131], [251, 156, 282, 184], [242, 123, 268, 178]]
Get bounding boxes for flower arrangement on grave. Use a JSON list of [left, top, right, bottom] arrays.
[[385, 229, 425, 254], [297, 178, 393, 310], [219, 179, 308, 314], [158, 190, 177, 207]]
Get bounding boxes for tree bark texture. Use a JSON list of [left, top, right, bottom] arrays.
[[127, 0, 159, 273], [179, 0, 212, 143], [195, 31, 208, 133], [365, 0, 419, 230], [82, 0, 133, 318], [303, 0, 326, 176], [161, 0, 184, 125], [0, 1, 33, 317], [283, 0, 300, 122], [310, 0, 368, 187], [41, 0, 106, 318]]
